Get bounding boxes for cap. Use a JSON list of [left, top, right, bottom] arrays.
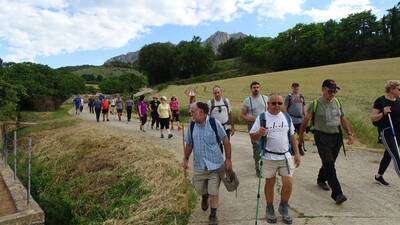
[[322, 79, 340, 90], [160, 96, 167, 100], [291, 82, 300, 88]]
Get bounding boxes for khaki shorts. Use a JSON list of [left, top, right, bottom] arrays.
[[192, 169, 221, 196], [263, 157, 295, 179]]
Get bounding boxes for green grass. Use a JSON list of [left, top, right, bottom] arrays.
[[159, 57, 400, 148], [72, 66, 139, 78]]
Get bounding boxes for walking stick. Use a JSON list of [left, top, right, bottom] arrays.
[[182, 124, 189, 213], [388, 113, 400, 159], [255, 157, 263, 225]]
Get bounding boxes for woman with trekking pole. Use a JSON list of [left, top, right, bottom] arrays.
[[371, 80, 400, 186]]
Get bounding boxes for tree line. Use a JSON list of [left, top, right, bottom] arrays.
[[0, 62, 85, 120], [137, 2, 400, 84]]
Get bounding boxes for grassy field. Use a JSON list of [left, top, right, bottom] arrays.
[[72, 66, 139, 78], [13, 106, 196, 225], [158, 57, 400, 148]]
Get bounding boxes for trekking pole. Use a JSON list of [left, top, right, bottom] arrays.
[[182, 124, 189, 213], [338, 126, 347, 157], [388, 113, 400, 159], [255, 158, 263, 225]]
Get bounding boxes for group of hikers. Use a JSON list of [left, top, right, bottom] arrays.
[[74, 79, 400, 225], [182, 79, 400, 225]]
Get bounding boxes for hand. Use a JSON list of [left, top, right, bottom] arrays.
[[347, 135, 354, 145], [258, 127, 267, 136], [294, 154, 301, 168], [230, 127, 235, 136], [224, 159, 232, 172], [383, 106, 391, 115], [248, 115, 256, 122], [182, 158, 189, 170]]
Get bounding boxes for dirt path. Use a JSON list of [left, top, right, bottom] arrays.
[[76, 108, 400, 225]]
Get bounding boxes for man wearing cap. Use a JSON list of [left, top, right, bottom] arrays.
[[299, 79, 354, 205], [285, 83, 307, 155]]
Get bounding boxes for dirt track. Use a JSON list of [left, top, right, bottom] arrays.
[[77, 109, 400, 225]]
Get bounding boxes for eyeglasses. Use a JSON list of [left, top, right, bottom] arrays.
[[270, 102, 283, 106]]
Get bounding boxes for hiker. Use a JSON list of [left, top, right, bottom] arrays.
[[110, 96, 116, 115], [188, 95, 196, 119], [284, 82, 306, 155], [299, 79, 354, 205], [73, 95, 81, 115], [88, 96, 95, 114], [94, 97, 102, 122], [116, 95, 123, 121], [208, 85, 235, 148], [170, 96, 180, 130], [150, 96, 160, 129], [137, 95, 148, 132], [99, 94, 105, 102], [157, 96, 173, 138], [250, 93, 301, 224], [371, 80, 400, 185], [241, 81, 268, 177], [80, 96, 84, 112], [101, 97, 110, 122], [126, 96, 134, 123], [183, 102, 233, 225]]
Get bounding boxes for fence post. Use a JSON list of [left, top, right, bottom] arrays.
[[27, 137, 32, 206], [13, 130, 17, 179]]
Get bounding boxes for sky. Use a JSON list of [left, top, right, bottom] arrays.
[[0, 0, 398, 68]]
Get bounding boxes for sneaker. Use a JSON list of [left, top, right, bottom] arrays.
[[334, 194, 347, 205], [168, 134, 173, 139], [208, 215, 218, 225], [266, 204, 277, 223], [278, 203, 292, 224], [375, 175, 389, 186], [201, 194, 209, 211], [317, 182, 330, 191], [160, 134, 164, 138]]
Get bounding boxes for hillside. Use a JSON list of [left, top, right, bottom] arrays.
[[158, 57, 400, 147], [72, 66, 139, 78]]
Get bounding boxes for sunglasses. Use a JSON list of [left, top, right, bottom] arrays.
[[270, 102, 283, 106]]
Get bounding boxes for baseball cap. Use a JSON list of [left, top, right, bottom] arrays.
[[322, 79, 340, 90]]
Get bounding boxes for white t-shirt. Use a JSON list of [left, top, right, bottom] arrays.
[[208, 98, 231, 129], [249, 111, 295, 160]]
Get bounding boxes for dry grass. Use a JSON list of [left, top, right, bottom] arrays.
[[158, 57, 400, 147], [27, 122, 190, 225]]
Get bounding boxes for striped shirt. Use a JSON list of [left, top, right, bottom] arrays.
[[185, 116, 227, 172]]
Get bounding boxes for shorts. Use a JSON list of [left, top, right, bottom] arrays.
[[263, 157, 295, 179], [160, 118, 170, 129], [117, 108, 123, 113], [172, 110, 180, 122], [192, 169, 221, 196], [140, 115, 147, 125], [102, 108, 109, 114]]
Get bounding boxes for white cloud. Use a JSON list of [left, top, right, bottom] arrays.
[[0, 0, 306, 62], [303, 0, 378, 22]]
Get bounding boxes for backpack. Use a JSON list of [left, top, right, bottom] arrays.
[[258, 112, 294, 156], [249, 95, 267, 116], [190, 117, 221, 150], [210, 98, 230, 114], [286, 93, 305, 113]]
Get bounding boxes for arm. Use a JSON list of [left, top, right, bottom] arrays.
[[222, 136, 232, 171], [371, 107, 391, 122], [340, 116, 354, 145], [182, 144, 193, 170], [299, 112, 312, 144], [291, 135, 301, 167], [241, 107, 256, 122], [229, 112, 235, 135]]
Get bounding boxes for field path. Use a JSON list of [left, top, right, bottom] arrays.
[[76, 108, 400, 225]]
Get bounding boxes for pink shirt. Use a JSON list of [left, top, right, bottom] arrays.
[[170, 100, 179, 111]]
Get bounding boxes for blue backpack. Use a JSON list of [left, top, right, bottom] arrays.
[[258, 112, 294, 156]]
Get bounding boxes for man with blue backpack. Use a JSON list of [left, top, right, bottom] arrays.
[[183, 102, 233, 225], [250, 93, 301, 224]]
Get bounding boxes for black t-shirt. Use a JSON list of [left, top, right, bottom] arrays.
[[373, 95, 400, 131], [150, 100, 160, 112]]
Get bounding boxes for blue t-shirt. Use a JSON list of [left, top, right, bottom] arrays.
[[73, 98, 81, 107]]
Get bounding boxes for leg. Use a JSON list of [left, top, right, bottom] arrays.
[[378, 150, 392, 175], [265, 177, 276, 204], [280, 176, 293, 204]]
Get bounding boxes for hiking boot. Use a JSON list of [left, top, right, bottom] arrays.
[[278, 203, 292, 224], [266, 204, 277, 223], [317, 182, 330, 191], [201, 194, 209, 211], [334, 194, 347, 205], [168, 134, 173, 139], [375, 175, 390, 186], [208, 215, 218, 225], [160, 134, 164, 138]]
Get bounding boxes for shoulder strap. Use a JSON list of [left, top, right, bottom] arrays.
[[334, 98, 342, 109], [223, 98, 229, 113], [287, 93, 292, 110], [260, 111, 266, 128], [210, 99, 216, 113], [249, 96, 253, 115], [300, 94, 305, 106], [259, 112, 267, 156], [262, 95, 267, 110], [311, 99, 318, 129], [283, 112, 294, 155], [190, 121, 195, 145], [209, 117, 220, 144]]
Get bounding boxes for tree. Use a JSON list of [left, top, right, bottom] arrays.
[[138, 42, 178, 85]]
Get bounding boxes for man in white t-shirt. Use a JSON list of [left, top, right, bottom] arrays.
[[250, 93, 301, 224], [208, 86, 235, 142]]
